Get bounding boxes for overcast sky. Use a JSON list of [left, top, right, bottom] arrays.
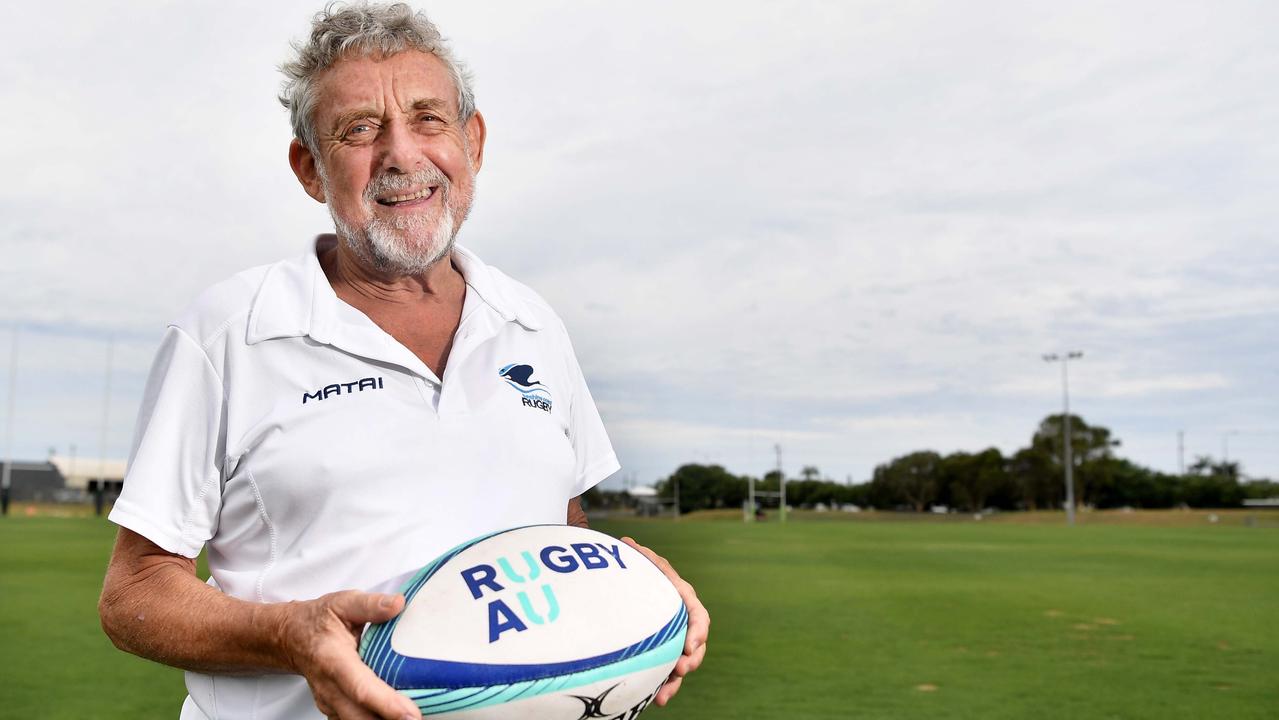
[[2, 0, 1277, 488]]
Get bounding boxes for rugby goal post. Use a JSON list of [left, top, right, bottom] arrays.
[[743, 474, 787, 523]]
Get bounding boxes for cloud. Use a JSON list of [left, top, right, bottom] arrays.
[[1098, 373, 1230, 398], [2, 0, 1277, 484]]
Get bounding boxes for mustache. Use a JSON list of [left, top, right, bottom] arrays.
[[363, 165, 450, 201]]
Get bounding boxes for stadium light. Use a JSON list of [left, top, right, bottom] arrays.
[[1042, 351, 1083, 526]]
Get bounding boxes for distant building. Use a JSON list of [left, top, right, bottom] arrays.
[[629, 485, 668, 516], [49, 455, 126, 491], [0, 461, 67, 502]]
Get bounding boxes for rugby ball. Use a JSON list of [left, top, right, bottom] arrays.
[[360, 525, 687, 718]]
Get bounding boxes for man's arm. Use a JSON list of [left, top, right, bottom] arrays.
[[567, 495, 590, 527], [99, 527, 422, 720]]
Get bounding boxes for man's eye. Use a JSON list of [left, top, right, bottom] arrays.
[[419, 114, 441, 123]]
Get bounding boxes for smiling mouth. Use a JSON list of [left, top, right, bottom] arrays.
[[375, 186, 436, 206]]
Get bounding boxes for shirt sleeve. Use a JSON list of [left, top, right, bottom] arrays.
[[563, 335, 621, 497], [108, 325, 226, 558]]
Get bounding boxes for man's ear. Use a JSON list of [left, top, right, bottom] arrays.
[[464, 110, 487, 172], [288, 139, 326, 203]]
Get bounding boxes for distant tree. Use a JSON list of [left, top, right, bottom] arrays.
[[1026, 414, 1121, 509], [1181, 456, 1245, 507], [655, 464, 746, 514], [758, 469, 782, 493], [650, 413, 1271, 515], [579, 487, 643, 511], [870, 451, 942, 511], [842, 482, 872, 507], [941, 448, 1011, 512], [788, 480, 840, 507], [1188, 456, 1240, 482], [1243, 478, 1279, 500], [1090, 458, 1178, 508], [1008, 446, 1058, 510]]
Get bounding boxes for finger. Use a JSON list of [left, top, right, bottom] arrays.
[[312, 683, 377, 720], [330, 652, 422, 719], [325, 693, 380, 720], [683, 589, 710, 653], [329, 591, 406, 626], [673, 641, 707, 677], [654, 675, 683, 706]]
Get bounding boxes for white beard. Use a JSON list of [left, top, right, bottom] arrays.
[[324, 162, 474, 277], [333, 196, 459, 276]]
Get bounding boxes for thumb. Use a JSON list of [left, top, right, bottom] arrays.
[[329, 591, 405, 624]]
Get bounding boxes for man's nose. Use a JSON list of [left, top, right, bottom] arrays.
[[376, 118, 421, 174]]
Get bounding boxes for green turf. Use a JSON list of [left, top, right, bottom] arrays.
[[595, 518, 1279, 720], [0, 517, 187, 718], [0, 515, 1275, 718]]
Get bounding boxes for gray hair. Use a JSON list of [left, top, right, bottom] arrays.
[[279, 1, 476, 152]]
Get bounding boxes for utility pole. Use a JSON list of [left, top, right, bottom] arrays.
[[1, 327, 18, 517], [1043, 351, 1083, 526], [1222, 430, 1238, 465], [95, 337, 114, 517], [672, 474, 680, 520], [775, 443, 787, 524], [1177, 430, 1185, 475]]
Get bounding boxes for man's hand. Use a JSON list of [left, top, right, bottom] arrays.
[[620, 537, 709, 706], [277, 591, 422, 720], [100, 528, 421, 720]]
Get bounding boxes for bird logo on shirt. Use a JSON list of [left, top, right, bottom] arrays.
[[500, 363, 553, 412]]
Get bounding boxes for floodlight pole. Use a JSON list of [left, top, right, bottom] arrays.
[[1043, 351, 1083, 526]]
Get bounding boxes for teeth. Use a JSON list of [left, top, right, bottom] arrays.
[[382, 187, 433, 204]]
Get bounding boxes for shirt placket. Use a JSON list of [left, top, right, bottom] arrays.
[[437, 307, 501, 418]]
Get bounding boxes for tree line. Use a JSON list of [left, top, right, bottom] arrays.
[[588, 414, 1278, 514]]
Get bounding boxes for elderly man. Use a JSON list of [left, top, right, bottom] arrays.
[[97, 3, 708, 719]]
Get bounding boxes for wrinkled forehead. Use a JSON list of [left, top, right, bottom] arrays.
[[313, 50, 460, 125]]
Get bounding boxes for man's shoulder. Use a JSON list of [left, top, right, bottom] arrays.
[[455, 245, 566, 334], [487, 265, 564, 327], [169, 258, 288, 348]]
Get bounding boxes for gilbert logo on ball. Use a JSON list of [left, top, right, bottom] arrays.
[[360, 525, 688, 718]]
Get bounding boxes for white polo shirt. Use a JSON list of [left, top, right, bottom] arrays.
[[109, 236, 619, 720]]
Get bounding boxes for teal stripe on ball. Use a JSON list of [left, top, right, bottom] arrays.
[[402, 630, 685, 715]]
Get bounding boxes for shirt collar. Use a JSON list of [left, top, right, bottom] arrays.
[[246, 235, 542, 345]]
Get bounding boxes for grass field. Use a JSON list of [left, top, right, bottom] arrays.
[[1, 511, 1276, 719]]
